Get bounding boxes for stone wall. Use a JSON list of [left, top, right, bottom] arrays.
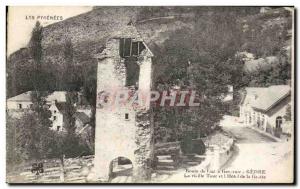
[[209, 139, 234, 170], [133, 109, 154, 181]]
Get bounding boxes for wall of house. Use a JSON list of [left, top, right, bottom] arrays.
[[241, 94, 291, 137], [49, 104, 64, 132], [239, 105, 245, 123], [240, 104, 253, 125], [249, 110, 267, 131], [7, 101, 32, 110], [242, 107, 269, 132], [266, 96, 290, 130]]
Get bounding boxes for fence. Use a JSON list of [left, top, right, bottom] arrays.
[[7, 155, 95, 183]]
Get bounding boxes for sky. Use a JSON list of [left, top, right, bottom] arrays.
[[7, 6, 92, 56]]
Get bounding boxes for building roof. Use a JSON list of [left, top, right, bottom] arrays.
[[55, 102, 68, 114], [242, 85, 290, 112], [74, 112, 90, 124], [46, 91, 67, 102], [252, 85, 290, 111], [7, 91, 67, 102], [94, 23, 154, 59], [240, 87, 266, 105], [7, 91, 32, 101]]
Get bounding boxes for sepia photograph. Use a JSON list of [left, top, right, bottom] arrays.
[[5, 6, 294, 184]]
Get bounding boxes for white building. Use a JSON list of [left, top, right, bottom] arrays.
[[7, 91, 66, 110], [7, 91, 67, 131], [48, 102, 67, 132], [239, 85, 291, 138]]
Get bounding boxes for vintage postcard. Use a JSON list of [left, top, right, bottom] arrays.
[[6, 6, 294, 184]]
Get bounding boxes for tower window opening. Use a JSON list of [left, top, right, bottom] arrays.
[[119, 38, 146, 58], [125, 58, 140, 87], [125, 113, 129, 120]]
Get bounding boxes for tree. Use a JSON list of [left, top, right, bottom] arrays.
[[284, 104, 292, 121], [62, 92, 79, 156], [81, 64, 97, 149], [247, 50, 291, 87], [6, 114, 22, 168], [153, 10, 245, 138], [12, 22, 58, 160], [61, 39, 75, 90], [15, 111, 57, 160], [28, 21, 57, 92], [29, 21, 47, 91], [29, 21, 43, 69], [59, 92, 92, 158]]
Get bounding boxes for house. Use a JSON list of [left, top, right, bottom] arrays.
[[7, 91, 67, 131], [50, 104, 92, 133], [7, 90, 93, 133], [239, 85, 291, 138], [7, 91, 67, 111], [49, 102, 67, 132], [74, 112, 91, 134]]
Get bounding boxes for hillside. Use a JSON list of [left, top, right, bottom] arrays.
[[8, 7, 263, 63], [238, 8, 293, 72], [7, 7, 292, 98]]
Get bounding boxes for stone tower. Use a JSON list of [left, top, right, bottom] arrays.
[[94, 25, 154, 182]]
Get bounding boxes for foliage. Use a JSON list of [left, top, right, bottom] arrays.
[[60, 39, 83, 91], [29, 21, 53, 92], [15, 111, 55, 160], [152, 11, 245, 139], [16, 23, 57, 160], [7, 24, 93, 165], [29, 21, 43, 68], [61, 92, 92, 158], [284, 104, 292, 121], [10, 90, 91, 162], [247, 50, 291, 87], [6, 8, 292, 148], [6, 114, 23, 167], [180, 132, 206, 155], [241, 9, 292, 57], [137, 7, 260, 22]]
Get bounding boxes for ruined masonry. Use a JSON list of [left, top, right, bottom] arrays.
[[93, 24, 154, 182]]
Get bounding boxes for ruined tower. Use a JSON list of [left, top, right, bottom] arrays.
[[94, 25, 154, 182]]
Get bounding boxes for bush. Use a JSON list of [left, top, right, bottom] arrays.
[[191, 139, 206, 155], [180, 131, 206, 155]]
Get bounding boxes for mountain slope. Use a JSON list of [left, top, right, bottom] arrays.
[[7, 7, 292, 98]]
